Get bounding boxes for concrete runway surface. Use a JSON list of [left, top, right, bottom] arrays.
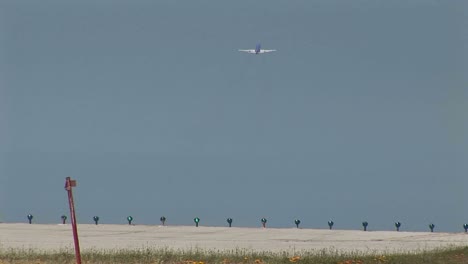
[[1, 224, 467, 254]]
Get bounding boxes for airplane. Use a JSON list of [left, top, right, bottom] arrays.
[[239, 43, 276, 54]]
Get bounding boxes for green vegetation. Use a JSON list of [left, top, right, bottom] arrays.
[[0, 246, 467, 264]]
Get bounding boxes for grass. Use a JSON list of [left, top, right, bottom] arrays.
[[0, 246, 467, 264]]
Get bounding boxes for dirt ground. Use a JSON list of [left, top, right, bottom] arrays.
[[1, 223, 467, 254]]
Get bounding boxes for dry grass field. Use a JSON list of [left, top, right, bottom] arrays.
[[1, 223, 467, 263]]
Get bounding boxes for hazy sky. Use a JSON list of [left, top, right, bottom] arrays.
[[1, 0, 467, 232]]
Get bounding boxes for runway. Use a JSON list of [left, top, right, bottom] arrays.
[[1, 223, 467, 254]]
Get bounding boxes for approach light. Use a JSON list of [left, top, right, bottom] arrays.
[[261, 218, 267, 228], [463, 224, 468, 233], [93, 216, 99, 225], [294, 219, 301, 228], [395, 221, 401, 232], [27, 214, 33, 224], [127, 216, 133, 225], [328, 220, 334, 230], [61, 215, 67, 224], [227, 218, 233, 227], [160, 216, 166, 226], [362, 221, 368, 231], [429, 223, 435, 232], [194, 217, 200, 227]]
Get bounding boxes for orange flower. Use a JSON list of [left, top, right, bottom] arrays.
[[289, 256, 301, 262], [374, 255, 387, 262]]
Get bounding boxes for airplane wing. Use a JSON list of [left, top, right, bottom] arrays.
[[238, 49, 256, 54], [259, 49, 276, 53]]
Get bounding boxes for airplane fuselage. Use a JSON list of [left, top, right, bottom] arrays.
[[255, 44, 261, 54]]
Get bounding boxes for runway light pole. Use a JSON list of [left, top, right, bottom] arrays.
[[362, 221, 368, 231], [294, 219, 301, 228], [93, 216, 99, 225], [160, 216, 166, 226], [65, 176, 81, 264], [27, 214, 33, 224], [261, 218, 267, 228], [395, 222, 401, 232], [61, 215, 67, 224], [127, 216, 133, 225], [194, 217, 200, 227], [429, 223, 435, 232], [227, 218, 233, 227], [328, 220, 334, 230]]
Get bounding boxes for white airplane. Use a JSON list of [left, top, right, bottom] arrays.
[[239, 43, 276, 54]]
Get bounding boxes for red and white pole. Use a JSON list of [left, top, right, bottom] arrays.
[[65, 177, 82, 264]]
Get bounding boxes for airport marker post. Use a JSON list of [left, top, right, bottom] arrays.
[[395, 222, 401, 232], [27, 214, 33, 224], [362, 221, 368, 231], [294, 219, 301, 228], [65, 177, 82, 264]]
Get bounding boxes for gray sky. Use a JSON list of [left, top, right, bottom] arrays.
[[1, 0, 467, 232]]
